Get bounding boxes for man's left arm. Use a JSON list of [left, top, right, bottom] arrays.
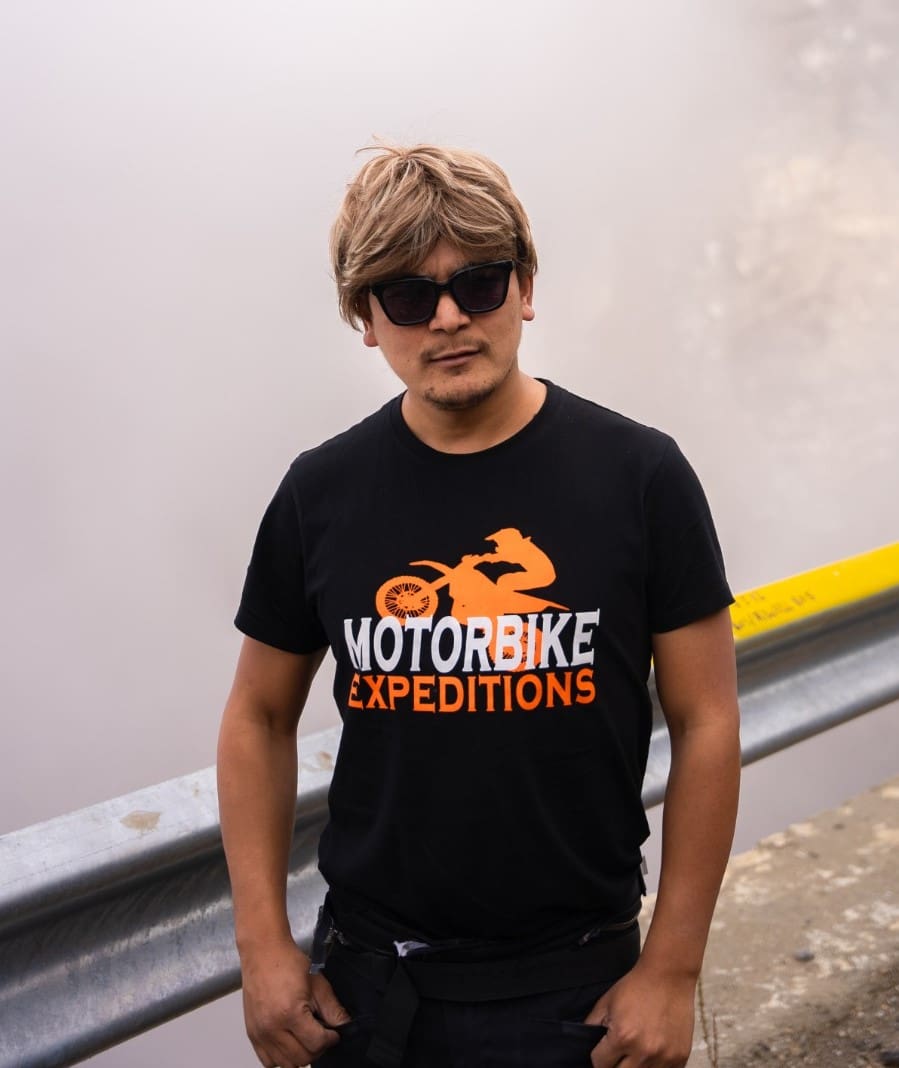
[[588, 607, 741, 1068]]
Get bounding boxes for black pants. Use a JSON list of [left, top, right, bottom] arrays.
[[317, 934, 639, 1068]]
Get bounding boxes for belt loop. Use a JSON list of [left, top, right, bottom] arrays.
[[309, 902, 335, 975], [366, 960, 420, 1068]]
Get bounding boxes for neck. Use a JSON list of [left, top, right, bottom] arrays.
[[400, 372, 546, 454]]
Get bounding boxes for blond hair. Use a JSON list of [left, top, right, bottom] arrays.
[[330, 143, 538, 329]]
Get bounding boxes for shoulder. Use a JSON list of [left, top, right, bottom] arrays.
[[281, 395, 399, 492], [545, 380, 674, 467]]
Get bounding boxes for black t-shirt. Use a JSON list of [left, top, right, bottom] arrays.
[[236, 381, 733, 943]]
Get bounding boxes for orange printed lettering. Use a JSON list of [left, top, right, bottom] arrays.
[[387, 675, 410, 709], [479, 675, 500, 712], [514, 673, 543, 711], [546, 671, 573, 708], [413, 675, 436, 712], [364, 674, 388, 710], [575, 667, 596, 704], [438, 676, 464, 713], [347, 672, 363, 709]]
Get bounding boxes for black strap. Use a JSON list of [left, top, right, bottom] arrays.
[[413, 925, 638, 999], [346, 922, 638, 1000], [355, 924, 640, 1068], [327, 884, 643, 959], [365, 961, 419, 1068]]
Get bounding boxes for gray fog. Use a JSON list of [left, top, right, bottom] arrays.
[[1, 1, 897, 1064]]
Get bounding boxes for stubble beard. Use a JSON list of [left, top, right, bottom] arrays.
[[423, 378, 498, 411], [421, 345, 514, 412]]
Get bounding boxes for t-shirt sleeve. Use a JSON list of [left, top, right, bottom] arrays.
[[234, 470, 328, 654], [645, 439, 733, 633]]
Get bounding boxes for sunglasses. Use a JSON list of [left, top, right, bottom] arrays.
[[370, 260, 515, 326]]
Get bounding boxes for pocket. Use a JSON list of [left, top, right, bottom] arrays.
[[324, 943, 384, 1019], [527, 1016, 608, 1066], [316, 1014, 377, 1065], [332, 1013, 377, 1042], [558, 1020, 607, 1042]]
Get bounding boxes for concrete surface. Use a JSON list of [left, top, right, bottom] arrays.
[[640, 775, 899, 1066]]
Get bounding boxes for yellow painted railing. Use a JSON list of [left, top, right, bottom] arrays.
[[730, 542, 899, 642]]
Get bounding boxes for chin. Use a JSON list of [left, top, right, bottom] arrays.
[[422, 362, 515, 411], [423, 381, 498, 411]]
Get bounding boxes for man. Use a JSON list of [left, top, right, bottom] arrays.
[[217, 144, 741, 1068]]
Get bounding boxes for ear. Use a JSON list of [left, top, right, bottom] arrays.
[[362, 318, 379, 348], [519, 273, 535, 322], [361, 290, 381, 347]]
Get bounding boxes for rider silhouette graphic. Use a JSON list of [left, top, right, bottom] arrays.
[[375, 528, 567, 668]]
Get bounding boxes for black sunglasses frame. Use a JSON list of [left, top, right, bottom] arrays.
[[369, 260, 516, 326]]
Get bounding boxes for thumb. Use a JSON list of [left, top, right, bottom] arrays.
[[311, 975, 351, 1028]]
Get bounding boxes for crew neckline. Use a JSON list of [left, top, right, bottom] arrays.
[[387, 379, 562, 462]]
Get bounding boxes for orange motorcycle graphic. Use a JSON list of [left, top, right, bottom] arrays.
[[375, 529, 567, 667]]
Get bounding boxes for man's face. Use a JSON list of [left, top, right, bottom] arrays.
[[362, 239, 535, 414]]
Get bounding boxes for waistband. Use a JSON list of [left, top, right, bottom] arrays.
[[315, 901, 641, 1068], [332, 920, 640, 1000], [324, 883, 644, 962]]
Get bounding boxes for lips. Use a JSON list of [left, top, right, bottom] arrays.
[[429, 346, 479, 363]]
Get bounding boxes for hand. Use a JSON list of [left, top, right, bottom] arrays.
[[585, 960, 696, 1068], [240, 939, 351, 1067]]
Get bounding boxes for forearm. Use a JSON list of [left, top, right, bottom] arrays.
[[641, 715, 741, 978], [586, 614, 738, 1067], [217, 703, 301, 956]]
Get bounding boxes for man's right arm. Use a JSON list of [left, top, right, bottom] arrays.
[[217, 636, 349, 1067]]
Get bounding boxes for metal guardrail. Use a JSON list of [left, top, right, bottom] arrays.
[[1, 544, 898, 1068]]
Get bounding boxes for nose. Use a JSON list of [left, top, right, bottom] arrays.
[[429, 291, 471, 332]]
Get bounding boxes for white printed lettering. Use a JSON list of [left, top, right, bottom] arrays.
[[494, 614, 524, 670], [431, 617, 463, 673], [571, 610, 601, 666], [343, 617, 372, 671], [463, 616, 493, 672], [525, 613, 539, 669], [373, 617, 403, 671], [404, 617, 433, 672], [539, 612, 572, 668]]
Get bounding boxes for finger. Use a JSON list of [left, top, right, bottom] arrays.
[[290, 1011, 340, 1061], [311, 974, 352, 1028], [592, 1055, 630, 1068], [584, 1005, 609, 1027], [261, 1026, 319, 1068], [252, 1036, 297, 1068], [590, 1034, 627, 1068]]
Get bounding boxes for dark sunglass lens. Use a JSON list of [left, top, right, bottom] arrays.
[[381, 279, 435, 324], [453, 264, 510, 313]]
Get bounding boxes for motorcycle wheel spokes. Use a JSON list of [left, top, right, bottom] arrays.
[[375, 575, 439, 619]]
